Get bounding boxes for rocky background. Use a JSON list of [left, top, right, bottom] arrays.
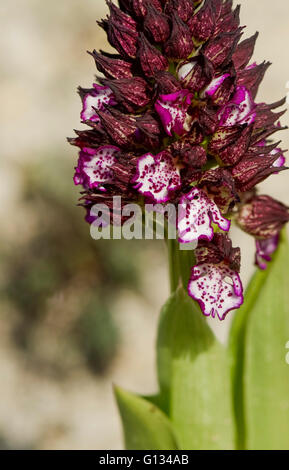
[[0, 0, 289, 449]]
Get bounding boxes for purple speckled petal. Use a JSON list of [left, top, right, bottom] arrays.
[[154, 89, 193, 136], [73, 145, 120, 189], [132, 151, 181, 203], [218, 86, 256, 127], [255, 234, 279, 270], [80, 84, 116, 122], [204, 73, 231, 97], [188, 263, 244, 320], [178, 187, 231, 243]]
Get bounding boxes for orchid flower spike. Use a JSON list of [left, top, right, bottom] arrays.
[[70, 0, 288, 320]]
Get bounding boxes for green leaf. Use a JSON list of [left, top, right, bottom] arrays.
[[229, 267, 268, 449], [230, 232, 289, 450], [114, 386, 178, 450], [157, 287, 235, 450]]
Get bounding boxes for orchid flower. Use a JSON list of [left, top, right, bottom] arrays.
[[70, 0, 288, 322]]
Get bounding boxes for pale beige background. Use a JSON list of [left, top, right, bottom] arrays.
[[0, 0, 289, 449]]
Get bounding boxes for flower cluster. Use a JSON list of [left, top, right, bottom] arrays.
[[70, 0, 289, 320]]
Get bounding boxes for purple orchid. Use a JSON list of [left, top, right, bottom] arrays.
[[188, 263, 243, 320], [74, 145, 120, 190], [155, 89, 193, 136], [255, 235, 279, 270], [70, 0, 288, 321], [188, 234, 243, 321], [178, 187, 230, 243], [132, 150, 181, 203], [79, 84, 116, 123]]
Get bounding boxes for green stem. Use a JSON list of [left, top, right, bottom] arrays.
[[167, 238, 180, 293], [179, 248, 195, 289], [167, 238, 196, 294]]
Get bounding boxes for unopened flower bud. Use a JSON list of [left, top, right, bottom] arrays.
[[172, 142, 207, 168], [203, 29, 243, 68], [188, 0, 216, 42], [232, 32, 258, 70], [237, 61, 271, 100], [214, 4, 240, 36], [199, 167, 238, 213], [154, 71, 182, 95], [101, 77, 150, 112], [131, 0, 162, 18], [89, 50, 133, 79], [100, 2, 138, 58], [135, 112, 162, 149], [196, 233, 241, 273], [164, 12, 194, 59], [232, 153, 286, 192], [97, 108, 137, 147], [137, 33, 168, 77], [164, 0, 195, 23], [143, 4, 170, 43], [237, 195, 289, 238], [211, 125, 253, 166]]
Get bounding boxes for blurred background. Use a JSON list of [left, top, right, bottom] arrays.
[[0, 0, 288, 449]]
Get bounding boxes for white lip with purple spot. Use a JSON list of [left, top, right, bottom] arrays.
[[80, 84, 116, 122], [188, 263, 244, 320], [132, 151, 181, 203], [74, 145, 120, 189], [178, 187, 231, 243]]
